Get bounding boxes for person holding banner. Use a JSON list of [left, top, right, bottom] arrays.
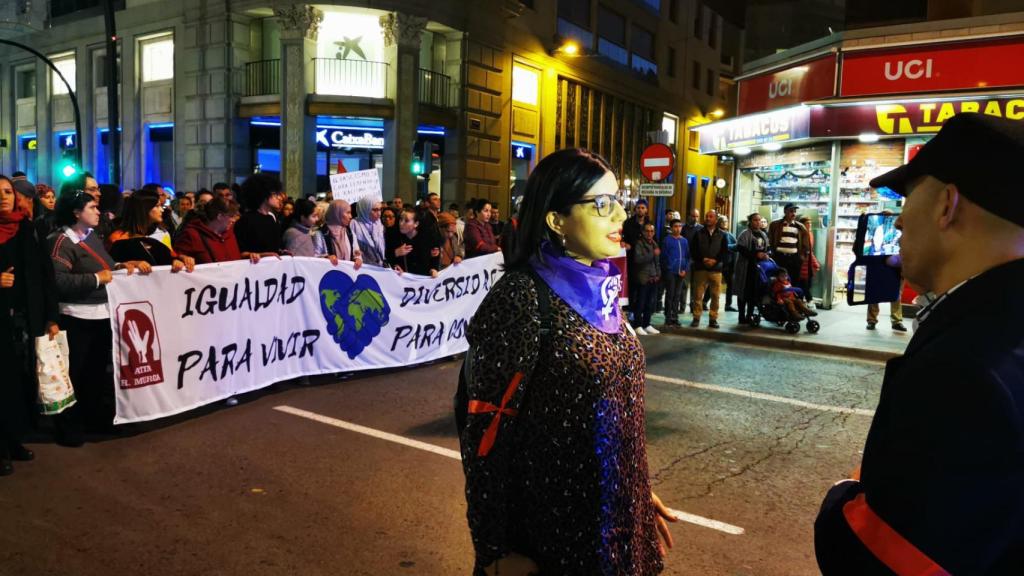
[[234, 173, 286, 258], [388, 207, 439, 276], [174, 197, 257, 264], [49, 191, 153, 440], [0, 175, 60, 475], [108, 193, 196, 273], [349, 196, 386, 267], [461, 149, 675, 576], [320, 200, 363, 270], [436, 212, 464, 270]]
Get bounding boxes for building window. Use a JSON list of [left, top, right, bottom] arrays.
[[662, 114, 678, 146], [558, 0, 593, 48], [692, 61, 701, 90], [640, 0, 660, 14], [314, 10, 387, 98], [688, 129, 700, 152], [694, 4, 704, 40], [669, 0, 679, 23], [630, 25, 657, 78], [140, 35, 174, 82], [50, 53, 76, 95], [16, 68, 36, 99], [512, 64, 539, 106], [707, 68, 715, 96], [667, 47, 676, 78], [709, 12, 719, 49], [597, 5, 627, 66], [93, 47, 121, 89]]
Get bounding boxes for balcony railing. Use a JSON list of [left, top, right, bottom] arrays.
[[313, 58, 388, 98], [245, 59, 280, 97], [418, 68, 455, 108]]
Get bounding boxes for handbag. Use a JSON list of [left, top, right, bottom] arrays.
[[36, 331, 76, 415]]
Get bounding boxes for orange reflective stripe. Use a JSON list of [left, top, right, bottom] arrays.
[[843, 493, 951, 576], [468, 372, 524, 457]]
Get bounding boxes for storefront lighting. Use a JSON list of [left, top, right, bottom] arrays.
[[715, 178, 727, 189], [858, 133, 880, 143], [762, 142, 782, 151], [623, 178, 632, 188], [733, 147, 752, 156]]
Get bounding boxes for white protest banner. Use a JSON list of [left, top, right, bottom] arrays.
[[106, 253, 504, 424], [328, 168, 383, 205]]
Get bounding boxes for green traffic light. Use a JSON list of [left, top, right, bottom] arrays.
[[61, 163, 78, 178], [411, 161, 424, 175]]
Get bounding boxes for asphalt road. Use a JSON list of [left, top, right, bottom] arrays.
[[0, 334, 885, 576]]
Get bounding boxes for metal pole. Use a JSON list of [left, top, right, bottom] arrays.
[[0, 38, 83, 169], [102, 0, 121, 187]]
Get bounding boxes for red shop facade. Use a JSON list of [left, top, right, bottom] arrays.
[[694, 34, 1024, 308]]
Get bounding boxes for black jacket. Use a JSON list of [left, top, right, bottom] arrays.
[[690, 227, 729, 272], [815, 258, 1024, 575], [0, 221, 59, 337]]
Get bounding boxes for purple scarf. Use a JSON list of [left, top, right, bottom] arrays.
[[530, 241, 622, 334]]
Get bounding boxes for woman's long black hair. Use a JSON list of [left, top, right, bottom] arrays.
[[505, 148, 613, 271]]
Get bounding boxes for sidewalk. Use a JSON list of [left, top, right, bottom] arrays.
[[645, 300, 912, 362]]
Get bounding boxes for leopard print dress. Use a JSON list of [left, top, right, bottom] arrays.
[[461, 270, 663, 575]]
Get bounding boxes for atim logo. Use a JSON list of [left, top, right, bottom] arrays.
[[116, 302, 165, 389], [319, 271, 391, 359]]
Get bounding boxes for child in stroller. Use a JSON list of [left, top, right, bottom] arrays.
[[751, 259, 821, 334]]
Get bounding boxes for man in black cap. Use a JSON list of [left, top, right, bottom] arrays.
[[815, 113, 1024, 574], [768, 203, 810, 300]]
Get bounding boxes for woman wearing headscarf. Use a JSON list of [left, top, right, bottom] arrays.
[[350, 197, 386, 267], [320, 200, 363, 268], [461, 149, 676, 575], [0, 175, 60, 475], [437, 212, 464, 270]]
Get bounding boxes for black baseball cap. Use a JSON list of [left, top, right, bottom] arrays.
[[784, 203, 799, 212], [870, 113, 1024, 228]]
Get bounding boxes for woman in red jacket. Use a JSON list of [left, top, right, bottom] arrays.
[[464, 198, 501, 258], [174, 197, 262, 264]]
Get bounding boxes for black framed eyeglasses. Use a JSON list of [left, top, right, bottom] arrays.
[[569, 194, 623, 217]]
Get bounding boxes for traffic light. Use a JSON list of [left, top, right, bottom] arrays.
[[411, 159, 424, 175], [59, 149, 80, 180]]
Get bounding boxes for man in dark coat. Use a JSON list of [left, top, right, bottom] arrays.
[[814, 113, 1024, 575]]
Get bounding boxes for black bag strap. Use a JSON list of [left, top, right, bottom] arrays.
[[526, 267, 552, 346]]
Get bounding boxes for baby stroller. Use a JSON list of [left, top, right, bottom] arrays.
[[750, 259, 821, 334]]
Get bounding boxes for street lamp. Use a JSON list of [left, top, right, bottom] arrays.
[[710, 108, 725, 118], [551, 37, 589, 57]]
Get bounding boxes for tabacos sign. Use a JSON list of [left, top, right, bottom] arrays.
[[810, 96, 1024, 137], [738, 56, 836, 115], [841, 37, 1024, 97], [696, 106, 812, 154]]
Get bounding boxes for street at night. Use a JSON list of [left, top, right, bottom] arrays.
[[0, 335, 881, 576]]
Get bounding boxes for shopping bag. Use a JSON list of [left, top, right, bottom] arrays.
[[36, 331, 76, 415]]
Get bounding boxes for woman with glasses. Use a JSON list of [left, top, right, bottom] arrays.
[[350, 197, 387, 267], [464, 198, 501, 258], [48, 191, 153, 442], [460, 149, 676, 576]]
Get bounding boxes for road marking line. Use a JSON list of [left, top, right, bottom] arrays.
[[273, 404, 746, 536], [273, 405, 462, 460], [645, 374, 876, 417]]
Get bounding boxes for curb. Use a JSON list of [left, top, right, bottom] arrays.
[[657, 325, 901, 362]]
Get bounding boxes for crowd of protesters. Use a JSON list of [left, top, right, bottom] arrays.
[[0, 168, 515, 476]]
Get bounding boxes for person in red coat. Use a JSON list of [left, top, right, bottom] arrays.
[[173, 197, 257, 264], [464, 199, 501, 258]]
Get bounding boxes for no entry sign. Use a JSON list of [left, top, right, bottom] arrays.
[[640, 143, 674, 182]]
